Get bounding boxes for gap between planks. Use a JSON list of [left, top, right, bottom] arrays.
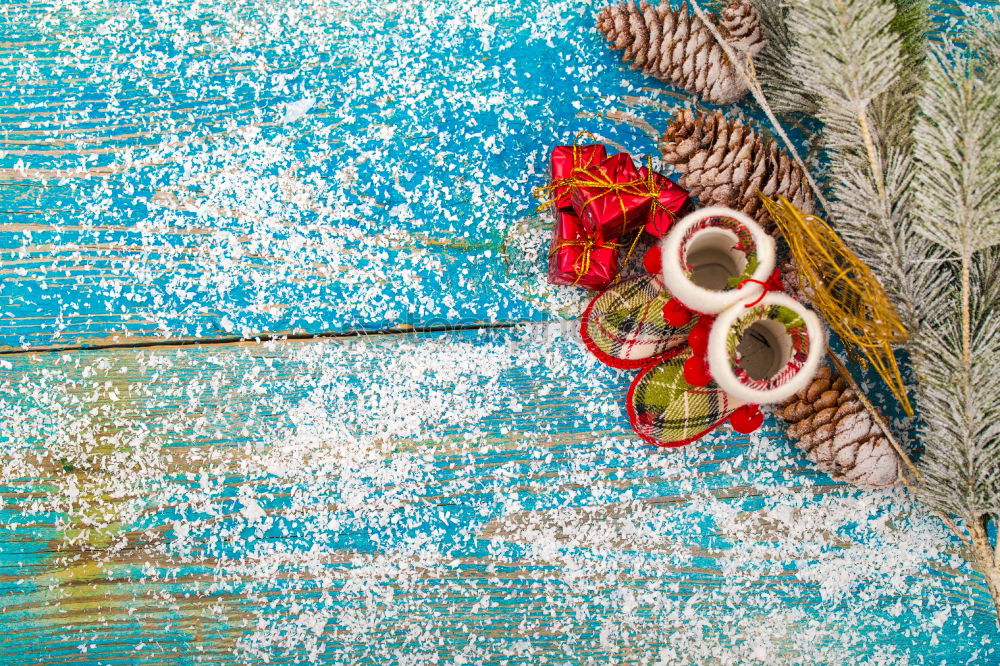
[[0, 320, 533, 357]]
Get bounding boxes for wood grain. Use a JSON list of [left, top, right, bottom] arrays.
[[0, 0, 678, 352], [3, 0, 996, 663], [1, 328, 996, 663]]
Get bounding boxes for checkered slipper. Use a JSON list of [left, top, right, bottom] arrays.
[[627, 349, 745, 447], [660, 206, 776, 315], [708, 292, 826, 405], [581, 273, 697, 369]]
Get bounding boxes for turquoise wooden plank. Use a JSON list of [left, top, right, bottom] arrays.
[[0, 0, 693, 351], [2, 2, 994, 665], [0, 328, 996, 663]]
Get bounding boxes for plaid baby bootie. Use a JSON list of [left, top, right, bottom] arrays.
[[625, 294, 826, 447], [623, 206, 825, 447], [579, 205, 826, 448], [658, 205, 777, 325], [706, 291, 826, 406], [627, 349, 760, 447], [581, 273, 696, 369]]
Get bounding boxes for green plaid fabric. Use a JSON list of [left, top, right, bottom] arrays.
[[628, 351, 737, 446], [582, 274, 694, 368], [725, 303, 810, 391]]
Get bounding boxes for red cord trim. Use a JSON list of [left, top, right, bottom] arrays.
[[737, 267, 785, 307]]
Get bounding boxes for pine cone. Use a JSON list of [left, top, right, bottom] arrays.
[[719, 0, 765, 55], [779, 259, 813, 304], [777, 364, 900, 488], [659, 109, 813, 228], [597, 1, 765, 105]]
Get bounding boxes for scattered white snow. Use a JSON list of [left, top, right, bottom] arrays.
[[0, 325, 993, 663], [0, 0, 993, 662], [282, 97, 316, 124]]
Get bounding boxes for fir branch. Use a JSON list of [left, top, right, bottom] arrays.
[[870, 0, 931, 150], [961, 5, 1000, 61], [782, 0, 937, 331], [752, 0, 929, 128], [952, 6, 1000, 58], [784, 0, 903, 197], [908, 34, 1000, 520], [910, 41, 1000, 255], [722, 0, 1000, 620], [910, 314, 1000, 517], [750, 0, 817, 116]]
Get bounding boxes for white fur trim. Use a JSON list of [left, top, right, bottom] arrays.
[[707, 292, 826, 405], [659, 206, 776, 314]]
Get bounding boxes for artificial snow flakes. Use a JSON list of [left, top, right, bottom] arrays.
[[2, 0, 996, 662], [0, 326, 993, 662]]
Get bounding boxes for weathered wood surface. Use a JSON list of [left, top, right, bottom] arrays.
[[1, 328, 998, 663], [3, 0, 998, 663], [0, 0, 682, 352]]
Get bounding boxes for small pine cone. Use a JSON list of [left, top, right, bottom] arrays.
[[659, 109, 813, 228], [780, 259, 814, 305], [720, 0, 766, 55], [596, 1, 764, 105], [776, 364, 901, 489]]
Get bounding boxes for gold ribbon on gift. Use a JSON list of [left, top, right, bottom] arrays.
[[643, 156, 684, 231], [549, 237, 620, 286], [550, 231, 650, 287], [569, 130, 603, 169], [533, 156, 661, 241], [646, 200, 677, 223], [760, 195, 913, 416], [531, 131, 606, 209], [534, 133, 661, 209]]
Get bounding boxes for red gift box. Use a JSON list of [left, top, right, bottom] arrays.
[[549, 143, 608, 210], [548, 209, 618, 290], [569, 153, 655, 242], [638, 165, 690, 238]]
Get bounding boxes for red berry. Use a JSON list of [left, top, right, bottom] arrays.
[[729, 405, 764, 434], [687, 318, 713, 355], [643, 244, 663, 275], [662, 299, 692, 327], [683, 354, 712, 386]]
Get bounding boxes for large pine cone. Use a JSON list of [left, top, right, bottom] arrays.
[[597, 1, 765, 105], [659, 109, 813, 228], [777, 364, 900, 489]]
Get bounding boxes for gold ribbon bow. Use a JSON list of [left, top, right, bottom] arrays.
[[549, 237, 620, 286]]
